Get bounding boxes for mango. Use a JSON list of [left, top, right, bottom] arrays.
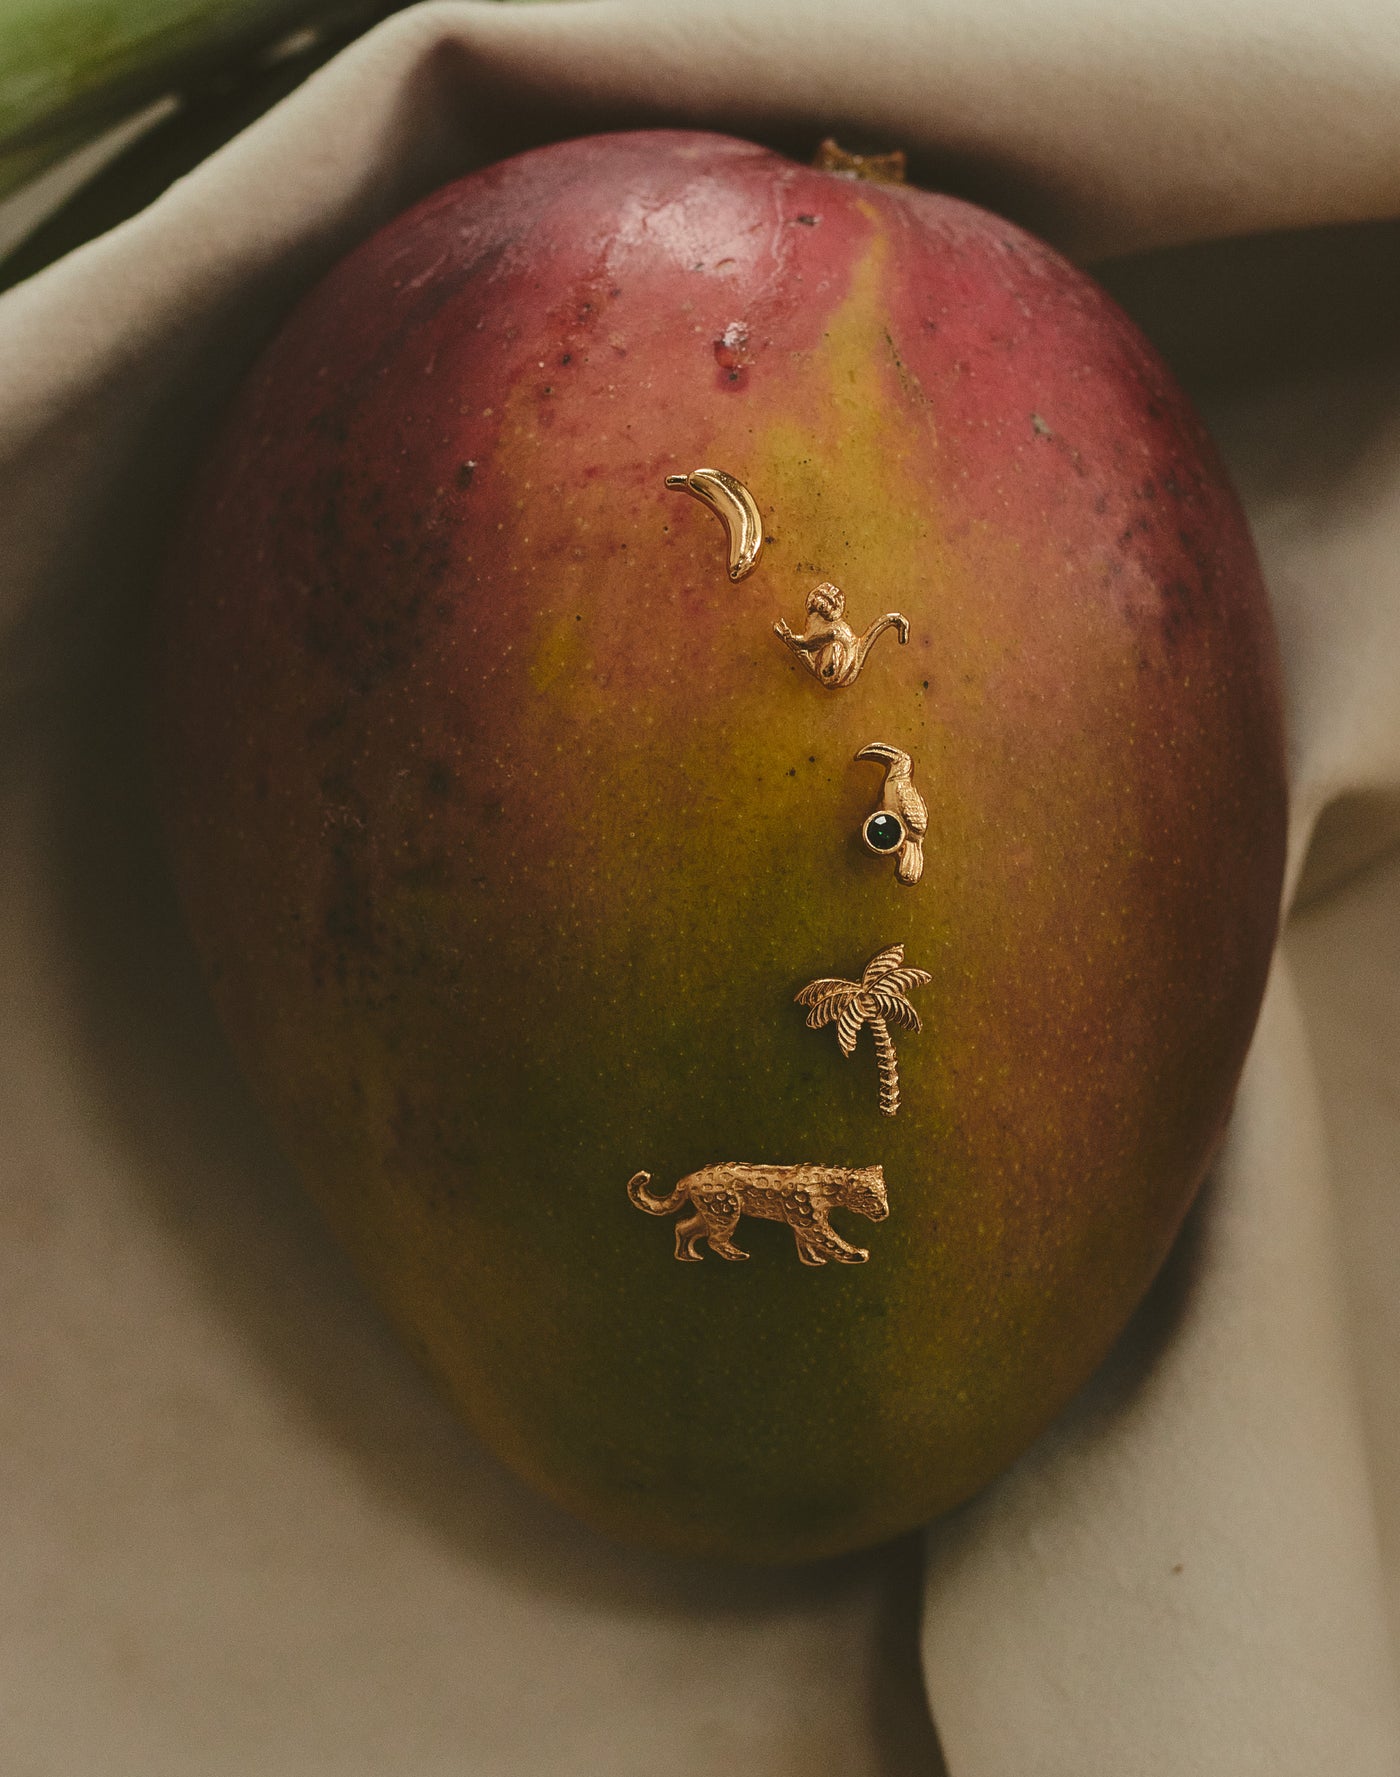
[[154, 130, 1287, 1562]]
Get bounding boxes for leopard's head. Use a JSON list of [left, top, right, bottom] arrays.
[[847, 1165, 889, 1221]]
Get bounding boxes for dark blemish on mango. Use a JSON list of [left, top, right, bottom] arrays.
[[714, 321, 752, 390], [1158, 577, 1201, 649]]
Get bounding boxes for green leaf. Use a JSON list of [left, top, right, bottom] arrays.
[[2, 0, 327, 147]]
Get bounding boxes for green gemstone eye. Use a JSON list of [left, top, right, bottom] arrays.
[[863, 811, 905, 854]]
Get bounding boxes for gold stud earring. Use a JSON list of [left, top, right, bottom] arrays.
[[796, 944, 931, 1116], [774, 582, 909, 687], [665, 466, 764, 580], [856, 743, 927, 885]]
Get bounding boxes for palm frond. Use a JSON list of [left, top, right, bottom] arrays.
[[836, 998, 868, 1056], [795, 976, 857, 1007], [861, 944, 906, 985], [870, 991, 922, 1031], [804, 998, 844, 1030], [880, 967, 933, 996]]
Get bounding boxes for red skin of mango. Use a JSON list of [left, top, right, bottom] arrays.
[[155, 130, 1286, 1563]]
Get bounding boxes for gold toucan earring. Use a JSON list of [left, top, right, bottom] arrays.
[[856, 743, 926, 886]]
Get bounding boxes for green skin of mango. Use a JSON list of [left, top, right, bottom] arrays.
[[155, 130, 1287, 1563]]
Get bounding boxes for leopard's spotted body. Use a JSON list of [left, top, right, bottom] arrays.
[[627, 1162, 888, 1265]]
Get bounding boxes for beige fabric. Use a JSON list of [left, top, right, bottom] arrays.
[[3, 2, 1400, 1768]]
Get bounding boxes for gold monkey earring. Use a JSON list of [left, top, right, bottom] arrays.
[[774, 583, 909, 688]]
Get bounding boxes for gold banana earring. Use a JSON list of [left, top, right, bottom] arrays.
[[665, 466, 764, 580]]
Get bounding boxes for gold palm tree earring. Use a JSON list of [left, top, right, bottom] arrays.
[[796, 945, 931, 1117]]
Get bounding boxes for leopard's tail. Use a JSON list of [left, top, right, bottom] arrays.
[[627, 1170, 689, 1216]]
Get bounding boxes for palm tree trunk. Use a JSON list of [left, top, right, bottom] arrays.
[[870, 1017, 900, 1116]]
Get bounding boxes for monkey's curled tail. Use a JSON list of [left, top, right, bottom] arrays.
[[627, 1171, 689, 1215]]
